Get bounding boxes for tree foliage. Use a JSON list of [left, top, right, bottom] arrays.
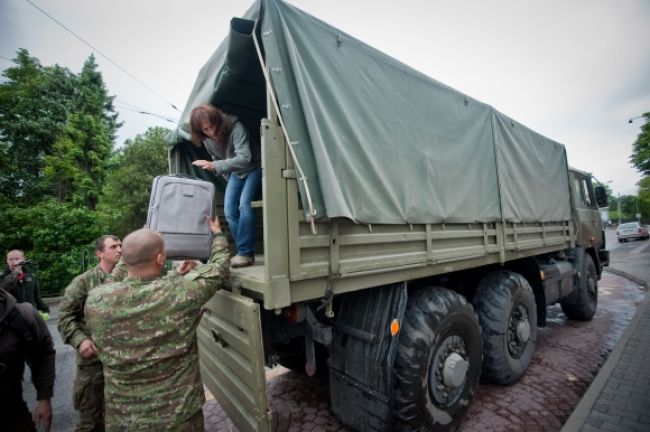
[[0, 50, 120, 205], [45, 112, 112, 208], [0, 50, 122, 295], [630, 112, 650, 176], [99, 126, 170, 237], [0, 50, 71, 201]]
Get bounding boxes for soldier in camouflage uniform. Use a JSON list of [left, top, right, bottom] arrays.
[[58, 235, 123, 432], [85, 217, 229, 431]]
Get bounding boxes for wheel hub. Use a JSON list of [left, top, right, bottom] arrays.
[[516, 320, 531, 342], [442, 352, 469, 388], [508, 304, 530, 358], [429, 335, 469, 406]]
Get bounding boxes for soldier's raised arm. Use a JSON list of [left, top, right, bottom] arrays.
[[173, 217, 230, 302]]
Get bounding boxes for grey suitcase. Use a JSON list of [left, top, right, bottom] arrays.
[[146, 175, 216, 261]]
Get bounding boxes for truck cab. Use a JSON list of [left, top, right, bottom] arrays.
[[569, 168, 609, 270]]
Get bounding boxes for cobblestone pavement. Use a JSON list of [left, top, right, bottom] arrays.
[[202, 272, 646, 432]]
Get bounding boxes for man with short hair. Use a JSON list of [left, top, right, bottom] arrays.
[[2, 249, 50, 317], [58, 235, 122, 432], [85, 217, 229, 431], [0, 287, 55, 432]]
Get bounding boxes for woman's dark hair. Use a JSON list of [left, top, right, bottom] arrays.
[[189, 104, 232, 146]]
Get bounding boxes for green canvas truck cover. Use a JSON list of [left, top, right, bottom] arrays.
[[169, 0, 571, 225]]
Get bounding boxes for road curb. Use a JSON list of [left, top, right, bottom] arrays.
[[560, 268, 650, 432], [603, 267, 649, 290]]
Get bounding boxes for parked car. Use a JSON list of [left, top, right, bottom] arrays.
[[616, 222, 649, 242]]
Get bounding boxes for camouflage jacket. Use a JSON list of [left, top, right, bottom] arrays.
[[58, 265, 120, 367], [85, 234, 230, 431]]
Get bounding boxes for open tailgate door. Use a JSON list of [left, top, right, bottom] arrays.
[[198, 290, 271, 432]]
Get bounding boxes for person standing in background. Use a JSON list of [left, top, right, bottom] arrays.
[[0, 287, 55, 432], [2, 250, 50, 319], [58, 235, 122, 432]]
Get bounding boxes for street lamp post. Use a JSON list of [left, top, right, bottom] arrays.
[[638, 186, 650, 224]]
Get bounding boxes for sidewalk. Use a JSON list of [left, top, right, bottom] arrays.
[[561, 257, 650, 432]]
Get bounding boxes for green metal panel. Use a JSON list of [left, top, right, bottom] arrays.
[[261, 119, 291, 309], [198, 290, 271, 432]]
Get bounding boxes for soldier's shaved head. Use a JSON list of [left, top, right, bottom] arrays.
[[121, 229, 165, 268]]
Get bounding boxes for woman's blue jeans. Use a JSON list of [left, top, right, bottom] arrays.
[[224, 167, 262, 256]]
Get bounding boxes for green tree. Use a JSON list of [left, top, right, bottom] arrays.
[[45, 112, 112, 208], [618, 195, 638, 222], [0, 50, 120, 205], [0, 50, 76, 202], [76, 54, 121, 143], [630, 112, 650, 176], [98, 126, 170, 236]]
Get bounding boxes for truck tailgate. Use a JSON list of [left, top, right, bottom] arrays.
[[198, 290, 271, 432]]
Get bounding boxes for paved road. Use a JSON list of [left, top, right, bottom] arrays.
[[561, 228, 650, 432]]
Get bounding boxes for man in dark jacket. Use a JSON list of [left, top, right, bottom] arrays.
[[2, 249, 50, 317], [0, 287, 56, 431]]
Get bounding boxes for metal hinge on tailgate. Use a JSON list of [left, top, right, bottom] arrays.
[[281, 169, 297, 179]]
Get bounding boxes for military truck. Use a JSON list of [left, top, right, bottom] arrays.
[[167, 1, 609, 431]]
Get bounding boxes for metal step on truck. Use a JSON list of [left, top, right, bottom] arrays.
[[167, 1, 610, 431]]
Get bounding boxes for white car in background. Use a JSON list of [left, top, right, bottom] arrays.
[[616, 222, 649, 242]]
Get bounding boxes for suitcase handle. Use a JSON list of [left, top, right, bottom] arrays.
[[170, 173, 201, 180]]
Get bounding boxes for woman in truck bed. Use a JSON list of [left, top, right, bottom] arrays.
[[190, 104, 261, 268]]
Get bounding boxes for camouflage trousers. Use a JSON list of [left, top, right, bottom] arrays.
[[111, 408, 204, 432], [73, 362, 105, 432]]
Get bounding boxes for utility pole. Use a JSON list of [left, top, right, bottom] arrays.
[[618, 193, 621, 225]]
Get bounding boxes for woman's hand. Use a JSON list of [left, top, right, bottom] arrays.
[[192, 160, 215, 171]]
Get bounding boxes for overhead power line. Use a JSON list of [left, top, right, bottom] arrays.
[[25, 0, 181, 112], [115, 100, 179, 124]]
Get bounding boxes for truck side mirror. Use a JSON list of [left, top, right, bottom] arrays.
[[594, 186, 608, 207]]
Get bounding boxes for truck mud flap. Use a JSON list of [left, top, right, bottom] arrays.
[[198, 290, 271, 432]]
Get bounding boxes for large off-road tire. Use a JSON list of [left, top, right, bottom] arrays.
[[561, 254, 598, 321], [393, 288, 482, 432], [473, 270, 537, 385]]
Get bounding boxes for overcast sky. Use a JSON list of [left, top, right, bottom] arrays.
[[2, 0, 649, 196]]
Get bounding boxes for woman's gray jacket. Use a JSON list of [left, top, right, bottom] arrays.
[[203, 115, 260, 179]]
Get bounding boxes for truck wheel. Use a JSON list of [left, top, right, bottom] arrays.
[[473, 270, 537, 385], [393, 288, 482, 432], [561, 254, 598, 321]]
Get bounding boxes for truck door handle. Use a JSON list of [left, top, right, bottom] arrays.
[[211, 329, 228, 348]]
